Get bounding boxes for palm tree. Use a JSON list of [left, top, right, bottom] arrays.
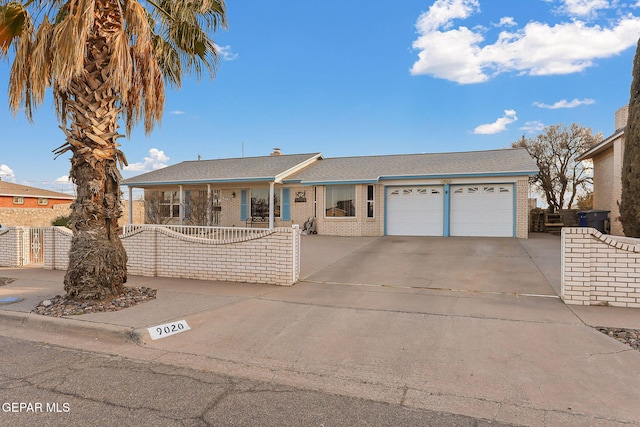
[[0, 0, 227, 300]]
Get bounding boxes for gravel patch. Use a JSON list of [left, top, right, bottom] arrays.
[[31, 287, 157, 317], [596, 327, 640, 352]]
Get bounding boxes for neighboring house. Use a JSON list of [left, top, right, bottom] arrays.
[[0, 180, 76, 227], [0, 180, 74, 209], [576, 106, 627, 236], [122, 148, 538, 238]]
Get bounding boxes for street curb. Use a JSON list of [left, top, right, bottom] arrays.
[[0, 310, 143, 345]]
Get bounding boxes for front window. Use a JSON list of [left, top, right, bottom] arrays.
[[13, 196, 24, 205], [251, 188, 280, 219], [325, 185, 355, 217], [38, 198, 49, 205]]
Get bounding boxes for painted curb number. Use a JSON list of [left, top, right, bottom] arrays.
[[148, 320, 191, 340]]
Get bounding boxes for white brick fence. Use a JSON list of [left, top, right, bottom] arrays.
[[562, 227, 640, 307], [1, 225, 301, 286]]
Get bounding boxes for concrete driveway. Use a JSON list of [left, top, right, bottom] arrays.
[[301, 233, 561, 297], [3, 232, 640, 426]]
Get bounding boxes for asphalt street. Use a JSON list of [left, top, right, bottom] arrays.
[[0, 336, 518, 427]]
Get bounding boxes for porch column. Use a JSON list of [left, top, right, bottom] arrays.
[[179, 185, 184, 225], [128, 187, 133, 224], [269, 182, 275, 229], [207, 184, 212, 226]]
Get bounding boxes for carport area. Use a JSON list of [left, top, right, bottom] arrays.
[[300, 233, 561, 297]]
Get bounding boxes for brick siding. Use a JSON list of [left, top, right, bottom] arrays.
[[562, 227, 640, 307], [516, 178, 530, 239]]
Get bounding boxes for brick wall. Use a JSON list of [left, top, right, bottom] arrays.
[[562, 227, 640, 307], [37, 225, 301, 286], [0, 227, 21, 267], [43, 227, 73, 270]]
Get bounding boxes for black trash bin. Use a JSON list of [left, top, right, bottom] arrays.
[[583, 210, 610, 233]]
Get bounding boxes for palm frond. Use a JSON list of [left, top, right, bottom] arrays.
[[0, 1, 27, 54], [148, 0, 226, 83], [51, 0, 94, 92], [30, 16, 54, 105], [6, 4, 34, 119]]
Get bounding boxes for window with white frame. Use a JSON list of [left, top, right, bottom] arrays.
[[325, 185, 355, 217], [367, 185, 374, 218], [13, 196, 24, 205], [161, 191, 180, 218], [38, 198, 49, 205]]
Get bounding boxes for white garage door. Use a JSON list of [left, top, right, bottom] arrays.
[[450, 185, 514, 237], [386, 186, 444, 236]]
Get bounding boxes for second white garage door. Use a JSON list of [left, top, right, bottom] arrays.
[[450, 185, 514, 237], [386, 186, 444, 236]]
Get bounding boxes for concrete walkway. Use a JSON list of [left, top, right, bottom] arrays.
[[1, 234, 640, 426]]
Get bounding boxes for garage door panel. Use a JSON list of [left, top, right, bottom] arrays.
[[450, 185, 513, 237], [387, 186, 443, 236]]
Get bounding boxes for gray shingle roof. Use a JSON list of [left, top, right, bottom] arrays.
[[285, 148, 538, 184], [122, 153, 322, 186], [122, 148, 537, 187]]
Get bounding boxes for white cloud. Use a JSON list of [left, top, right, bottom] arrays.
[[215, 44, 238, 61], [170, 110, 185, 115], [473, 109, 518, 134], [55, 175, 70, 184], [533, 98, 596, 109], [558, 0, 610, 17], [410, 0, 640, 84], [496, 17, 517, 27], [520, 120, 547, 134], [124, 148, 170, 172], [0, 164, 15, 180]]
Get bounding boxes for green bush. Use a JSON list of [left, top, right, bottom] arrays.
[[52, 216, 71, 228]]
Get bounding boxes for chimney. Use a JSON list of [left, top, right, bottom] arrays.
[[270, 148, 282, 156], [615, 105, 629, 131]]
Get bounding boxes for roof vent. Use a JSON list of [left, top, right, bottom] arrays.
[[270, 148, 282, 156]]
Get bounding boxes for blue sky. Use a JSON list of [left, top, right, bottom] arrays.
[[2, 0, 640, 195]]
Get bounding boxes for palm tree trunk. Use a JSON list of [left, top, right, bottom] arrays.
[[63, 0, 127, 300]]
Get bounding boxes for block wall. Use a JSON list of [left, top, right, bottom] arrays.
[[41, 225, 301, 286], [43, 227, 72, 271], [123, 226, 300, 286], [0, 227, 21, 267], [562, 227, 640, 307]]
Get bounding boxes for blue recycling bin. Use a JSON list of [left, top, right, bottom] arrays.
[[578, 211, 588, 227]]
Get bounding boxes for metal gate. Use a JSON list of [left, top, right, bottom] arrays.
[[21, 227, 45, 266]]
